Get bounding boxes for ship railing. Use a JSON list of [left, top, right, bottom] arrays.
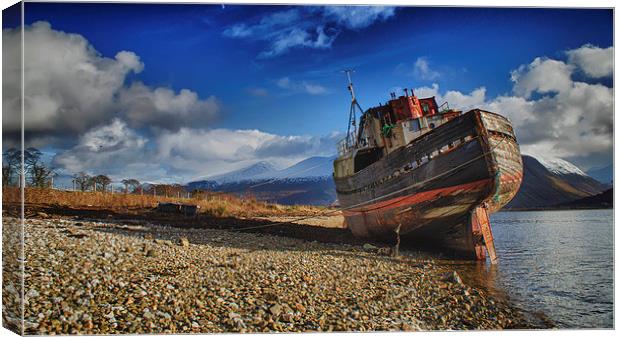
[[439, 101, 450, 113], [337, 136, 355, 156]]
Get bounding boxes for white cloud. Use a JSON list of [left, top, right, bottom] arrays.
[[152, 127, 341, 180], [258, 26, 337, 58], [322, 6, 395, 29], [246, 87, 269, 97], [510, 57, 574, 98], [413, 57, 440, 80], [223, 6, 395, 58], [483, 95, 535, 128], [119, 82, 219, 130], [52, 119, 161, 179], [2, 21, 220, 146], [276, 77, 328, 95], [52, 123, 342, 182], [4, 20, 343, 183], [223, 23, 253, 38], [412, 83, 486, 111], [303, 83, 328, 95], [3, 21, 143, 139], [567, 44, 613, 78], [412, 45, 613, 169]]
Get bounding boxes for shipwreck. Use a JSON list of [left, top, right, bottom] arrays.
[[333, 71, 523, 261]]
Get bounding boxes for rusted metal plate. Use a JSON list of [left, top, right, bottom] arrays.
[[474, 206, 497, 263]]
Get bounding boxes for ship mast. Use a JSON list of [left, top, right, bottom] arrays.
[[343, 69, 365, 148]]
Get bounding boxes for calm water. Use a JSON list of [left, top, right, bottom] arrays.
[[455, 210, 614, 328]]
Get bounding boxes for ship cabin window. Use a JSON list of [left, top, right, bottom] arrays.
[[422, 103, 430, 114], [408, 120, 421, 132]]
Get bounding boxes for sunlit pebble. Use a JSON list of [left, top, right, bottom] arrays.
[[0, 216, 531, 333]]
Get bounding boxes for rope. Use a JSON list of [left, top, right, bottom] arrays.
[[235, 136, 509, 232]]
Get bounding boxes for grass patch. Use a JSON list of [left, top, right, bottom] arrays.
[[3, 187, 324, 218]]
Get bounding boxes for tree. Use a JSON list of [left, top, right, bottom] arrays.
[[2, 148, 20, 186], [23, 147, 54, 188], [121, 178, 141, 193], [94, 175, 112, 192], [74, 172, 92, 191], [29, 164, 55, 188], [170, 184, 186, 198], [147, 184, 185, 197]]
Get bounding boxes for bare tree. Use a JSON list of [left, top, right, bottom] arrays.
[[24, 147, 54, 188], [29, 164, 55, 188], [94, 175, 112, 192], [121, 178, 141, 193], [74, 172, 92, 191], [170, 184, 186, 198], [2, 148, 21, 186]]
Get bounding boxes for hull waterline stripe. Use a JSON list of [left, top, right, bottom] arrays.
[[342, 178, 491, 215]]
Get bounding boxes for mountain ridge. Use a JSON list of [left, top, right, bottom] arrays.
[[187, 154, 607, 209]]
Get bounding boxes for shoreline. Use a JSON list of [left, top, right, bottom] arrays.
[[3, 208, 542, 333]]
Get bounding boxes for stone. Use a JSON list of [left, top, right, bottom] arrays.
[[294, 303, 306, 313], [26, 289, 39, 298], [269, 304, 283, 316], [445, 271, 463, 285], [9, 215, 531, 334], [362, 243, 377, 250], [145, 249, 157, 257], [179, 238, 190, 247]]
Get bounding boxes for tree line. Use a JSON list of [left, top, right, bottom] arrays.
[[3, 147, 192, 197], [2, 147, 55, 188]]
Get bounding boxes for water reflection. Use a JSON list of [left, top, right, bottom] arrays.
[[441, 210, 613, 329]]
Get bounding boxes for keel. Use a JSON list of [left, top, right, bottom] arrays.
[[470, 206, 497, 263]]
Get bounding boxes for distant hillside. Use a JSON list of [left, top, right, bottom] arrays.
[[205, 161, 278, 184], [254, 156, 336, 180], [210, 177, 336, 206], [586, 164, 613, 185], [187, 157, 336, 206], [505, 155, 607, 209], [555, 188, 613, 209], [187, 154, 606, 209]]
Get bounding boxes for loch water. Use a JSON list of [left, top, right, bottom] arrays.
[[451, 209, 613, 328]]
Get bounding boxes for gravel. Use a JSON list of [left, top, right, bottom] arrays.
[[3, 216, 532, 334]]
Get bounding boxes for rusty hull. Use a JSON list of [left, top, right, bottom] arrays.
[[335, 109, 523, 260]]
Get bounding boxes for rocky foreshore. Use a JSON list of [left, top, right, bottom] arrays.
[[3, 216, 533, 334]]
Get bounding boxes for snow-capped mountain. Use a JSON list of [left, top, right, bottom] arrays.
[[506, 155, 606, 209], [186, 156, 336, 205], [205, 161, 278, 184], [189, 156, 334, 187], [253, 156, 335, 180], [531, 155, 587, 176]]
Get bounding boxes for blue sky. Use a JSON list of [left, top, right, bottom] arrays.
[[2, 4, 614, 182]]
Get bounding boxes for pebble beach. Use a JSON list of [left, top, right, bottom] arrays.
[[3, 215, 533, 334]]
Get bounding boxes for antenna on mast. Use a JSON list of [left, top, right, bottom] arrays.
[[342, 69, 365, 149], [344, 69, 356, 102]]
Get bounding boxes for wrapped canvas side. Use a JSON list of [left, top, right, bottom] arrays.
[[2, 1, 25, 335]]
